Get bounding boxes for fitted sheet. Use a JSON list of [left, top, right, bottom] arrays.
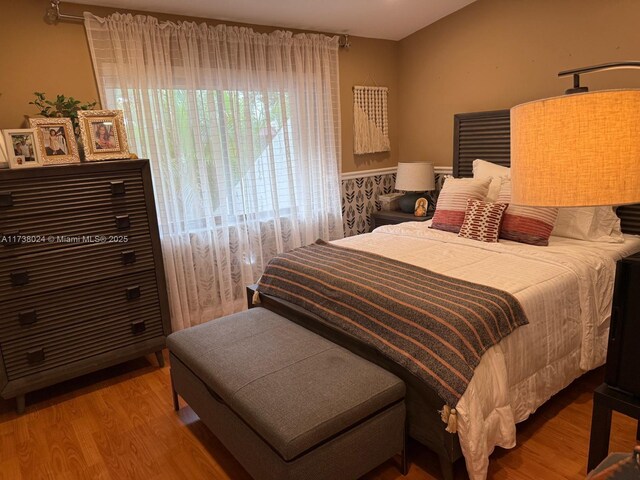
[[334, 220, 640, 480]]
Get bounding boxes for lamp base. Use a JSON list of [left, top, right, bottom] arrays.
[[398, 192, 425, 214]]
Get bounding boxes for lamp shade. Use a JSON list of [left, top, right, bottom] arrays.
[[511, 89, 640, 207], [395, 162, 435, 192]]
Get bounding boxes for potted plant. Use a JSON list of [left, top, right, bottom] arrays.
[[29, 92, 97, 153]]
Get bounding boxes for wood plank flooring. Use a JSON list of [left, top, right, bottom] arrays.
[[0, 351, 637, 480]]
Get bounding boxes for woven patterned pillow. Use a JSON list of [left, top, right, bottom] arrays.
[[431, 177, 491, 233], [458, 199, 508, 243], [497, 179, 558, 246]]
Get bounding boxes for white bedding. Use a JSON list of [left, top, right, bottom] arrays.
[[334, 220, 640, 480]]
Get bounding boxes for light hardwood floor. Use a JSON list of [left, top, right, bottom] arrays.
[[0, 351, 637, 480]]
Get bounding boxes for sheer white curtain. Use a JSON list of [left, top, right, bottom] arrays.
[[84, 13, 344, 330]]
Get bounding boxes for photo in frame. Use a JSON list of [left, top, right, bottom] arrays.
[[0, 134, 8, 169], [414, 197, 429, 217], [78, 110, 130, 161], [29, 117, 80, 165], [2, 129, 43, 169]]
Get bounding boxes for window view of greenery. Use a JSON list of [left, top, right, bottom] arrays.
[[109, 87, 296, 225]]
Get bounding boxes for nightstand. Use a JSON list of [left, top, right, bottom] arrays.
[[587, 383, 640, 472], [370, 210, 433, 231]]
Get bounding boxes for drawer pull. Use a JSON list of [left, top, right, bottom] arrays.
[[18, 309, 38, 326], [110, 180, 126, 196], [0, 191, 13, 207], [126, 285, 141, 300], [121, 250, 137, 265], [1, 230, 22, 246], [115, 214, 131, 230], [10, 269, 30, 287], [131, 319, 146, 334], [26, 348, 45, 365]]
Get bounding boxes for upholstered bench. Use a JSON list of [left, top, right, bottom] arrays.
[[167, 307, 407, 480]]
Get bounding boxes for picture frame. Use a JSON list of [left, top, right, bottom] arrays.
[[2, 129, 43, 169], [414, 197, 429, 217], [29, 117, 80, 165], [78, 109, 130, 161], [0, 134, 9, 169]]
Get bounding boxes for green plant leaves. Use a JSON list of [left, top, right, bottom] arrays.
[[29, 92, 97, 136]]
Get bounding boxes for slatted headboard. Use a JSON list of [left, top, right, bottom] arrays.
[[452, 109, 640, 235]]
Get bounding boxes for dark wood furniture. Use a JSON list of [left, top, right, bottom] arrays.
[[588, 253, 640, 471], [370, 210, 433, 231], [605, 252, 640, 396], [587, 383, 640, 472], [453, 109, 511, 177], [0, 159, 170, 413]]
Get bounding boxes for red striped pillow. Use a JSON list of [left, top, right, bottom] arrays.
[[497, 179, 558, 246], [431, 177, 491, 233], [458, 199, 508, 243]]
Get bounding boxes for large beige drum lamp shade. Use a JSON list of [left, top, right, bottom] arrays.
[[511, 89, 640, 207]]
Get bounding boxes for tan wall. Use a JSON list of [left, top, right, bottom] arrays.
[[0, 0, 398, 173], [398, 0, 640, 167], [339, 38, 399, 172], [0, 1, 101, 129]]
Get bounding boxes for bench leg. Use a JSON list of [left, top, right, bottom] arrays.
[[397, 419, 410, 475], [588, 394, 612, 472], [155, 350, 165, 368], [171, 377, 180, 412], [16, 395, 25, 415], [399, 431, 408, 475]]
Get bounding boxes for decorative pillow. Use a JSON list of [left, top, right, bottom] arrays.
[[458, 199, 508, 243], [497, 179, 558, 246], [552, 206, 624, 243], [431, 177, 491, 233], [473, 159, 510, 202]]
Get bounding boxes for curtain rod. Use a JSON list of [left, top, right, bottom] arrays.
[[45, 0, 84, 23], [44, 0, 352, 49]]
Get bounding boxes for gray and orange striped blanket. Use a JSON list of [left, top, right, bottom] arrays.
[[256, 240, 528, 407]]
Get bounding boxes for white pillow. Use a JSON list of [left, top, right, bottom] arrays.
[[551, 206, 624, 243], [472, 159, 510, 202]]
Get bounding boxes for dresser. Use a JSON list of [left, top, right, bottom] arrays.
[[0, 159, 170, 413]]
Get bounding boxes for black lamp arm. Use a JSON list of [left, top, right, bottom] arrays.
[[558, 61, 640, 94]]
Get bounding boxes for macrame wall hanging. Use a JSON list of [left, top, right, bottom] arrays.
[[353, 85, 390, 154]]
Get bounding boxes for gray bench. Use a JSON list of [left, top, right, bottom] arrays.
[[167, 307, 407, 480]]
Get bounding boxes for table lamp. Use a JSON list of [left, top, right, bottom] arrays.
[[395, 162, 435, 213]]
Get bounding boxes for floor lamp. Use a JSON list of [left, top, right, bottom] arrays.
[[510, 62, 640, 475], [511, 62, 640, 207]]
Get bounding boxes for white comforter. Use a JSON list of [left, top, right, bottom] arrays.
[[334, 221, 640, 480]]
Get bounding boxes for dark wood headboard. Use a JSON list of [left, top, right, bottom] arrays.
[[452, 109, 640, 235], [453, 109, 510, 178]]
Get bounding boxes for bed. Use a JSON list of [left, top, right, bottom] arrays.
[[248, 109, 640, 480]]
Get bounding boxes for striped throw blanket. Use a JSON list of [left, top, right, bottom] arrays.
[[257, 240, 529, 407]]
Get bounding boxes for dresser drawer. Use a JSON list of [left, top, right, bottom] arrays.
[[0, 170, 145, 223], [0, 271, 161, 340], [0, 203, 150, 258], [0, 273, 165, 380], [0, 235, 155, 301]]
